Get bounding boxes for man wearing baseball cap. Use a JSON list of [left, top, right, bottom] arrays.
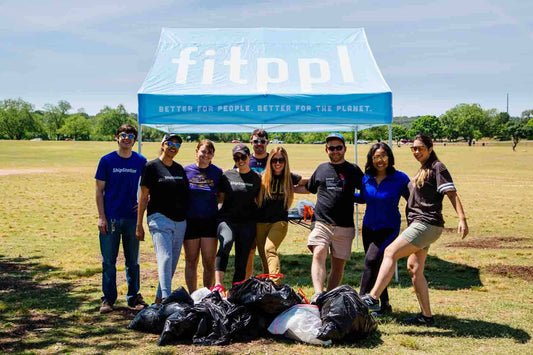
[[299, 133, 364, 303]]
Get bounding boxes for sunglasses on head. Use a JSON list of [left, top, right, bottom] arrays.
[[271, 157, 286, 164], [166, 141, 181, 148], [119, 133, 135, 140], [252, 139, 267, 144], [233, 154, 248, 162], [327, 145, 344, 151], [410, 146, 427, 153]]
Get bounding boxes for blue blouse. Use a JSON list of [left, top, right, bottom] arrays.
[[355, 170, 410, 231]]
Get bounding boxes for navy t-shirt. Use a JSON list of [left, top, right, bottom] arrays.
[[306, 161, 364, 227], [258, 173, 301, 223], [95, 151, 146, 220], [184, 163, 223, 220], [250, 153, 269, 173], [140, 159, 189, 222]]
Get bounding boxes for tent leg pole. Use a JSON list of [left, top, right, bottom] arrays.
[[354, 126, 359, 250], [138, 122, 142, 155], [389, 123, 399, 283]]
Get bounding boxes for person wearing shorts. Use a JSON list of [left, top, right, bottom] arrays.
[[300, 133, 363, 303], [183, 139, 222, 293], [362, 134, 469, 326]]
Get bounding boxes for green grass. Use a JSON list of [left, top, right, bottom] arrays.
[[1, 140, 532, 353]]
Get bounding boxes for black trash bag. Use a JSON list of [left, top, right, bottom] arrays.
[[127, 303, 164, 334], [192, 291, 253, 346], [228, 277, 303, 315], [158, 302, 191, 321], [162, 286, 194, 305], [316, 285, 377, 341], [158, 305, 199, 346]]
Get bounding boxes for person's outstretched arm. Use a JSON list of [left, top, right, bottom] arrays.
[[446, 190, 469, 239]]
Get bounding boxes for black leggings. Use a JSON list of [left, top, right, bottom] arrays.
[[215, 220, 256, 284], [359, 226, 397, 305]]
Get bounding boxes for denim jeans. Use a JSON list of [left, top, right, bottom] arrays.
[[99, 218, 140, 304], [148, 213, 187, 299]]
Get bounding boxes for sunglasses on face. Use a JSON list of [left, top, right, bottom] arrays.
[[271, 157, 286, 164], [166, 141, 181, 149], [233, 154, 248, 162], [410, 146, 427, 153], [372, 155, 389, 161], [252, 139, 267, 144], [327, 145, 344, 152], [119, 133, 135, 140]]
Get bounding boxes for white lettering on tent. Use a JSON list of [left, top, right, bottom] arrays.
[[298, 58, 331, 93], [223, 47, 248, 84], [337, 46, 354, 83], [172, 47, 198, 84], [257, 58, 288, 93], [202, 50, 216, 84]]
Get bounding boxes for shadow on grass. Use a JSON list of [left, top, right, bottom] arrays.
[[389, 311, 530, 344]]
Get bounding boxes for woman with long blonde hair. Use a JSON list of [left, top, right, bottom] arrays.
[[256, 146, 307, 284]]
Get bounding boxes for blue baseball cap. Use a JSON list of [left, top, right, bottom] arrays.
[[326, 133, 345, 144]]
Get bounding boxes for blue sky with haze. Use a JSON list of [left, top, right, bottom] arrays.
[[1, 0, 531, 117]]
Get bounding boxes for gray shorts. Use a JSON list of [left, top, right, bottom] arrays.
[[400, 222, 443, 250]]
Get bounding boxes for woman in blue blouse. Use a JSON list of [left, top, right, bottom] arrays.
[[355, 142, 409, 315]]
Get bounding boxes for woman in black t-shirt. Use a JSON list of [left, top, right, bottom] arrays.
[[362, 134, 468, 326], [256, 147, 307, 284], [136, 134, 189, 303]]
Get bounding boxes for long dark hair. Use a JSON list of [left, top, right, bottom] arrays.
[[413, 134, 439, 188], [364, 142, 396, 176]]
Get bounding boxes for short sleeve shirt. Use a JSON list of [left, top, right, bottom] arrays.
[[406, 158, 456, 227], [258, 173, 302, 223], [249, 153, 269, 173], [95, 151, 146, 220], [306, 161, 364, 227], [140, 159, 189, 222], [218, 169, 261, 222], [184, 163, 223, 220]]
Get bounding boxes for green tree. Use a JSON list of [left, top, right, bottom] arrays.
[[506, 120, 532, 151], [0, 98, 36, 139], [440, 104, 488, 145], [58, 114, 92, 140], [409, 115, 442, 139], [44, 100, 72, 140], [95, 105, 135, 138], [391, 124, 410, 145], [521, 109, 533, 121]]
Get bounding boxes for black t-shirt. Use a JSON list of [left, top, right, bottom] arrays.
[[218, 169, 262, 222], [306, 161, 363, 227], [140, 158, 189, 222], [258, 173, 302, 223], [406, 158, 456, 227]]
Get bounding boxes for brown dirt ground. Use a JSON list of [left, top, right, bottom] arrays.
[[484, 264, 533, 282], [445, 237, 531, 249]]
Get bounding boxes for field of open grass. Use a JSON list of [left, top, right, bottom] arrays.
[[1, 139, 532, 354]]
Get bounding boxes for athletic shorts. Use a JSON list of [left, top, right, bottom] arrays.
[[307, 221, 355, 260], [184, 217, 217, 240], [400, 222, 443, 250]]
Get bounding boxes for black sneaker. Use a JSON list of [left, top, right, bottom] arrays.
[[404, 313, 436, 327], [371, 304, 392, 318], [361, 294, 380, 312], [128, 294, 148, 310]]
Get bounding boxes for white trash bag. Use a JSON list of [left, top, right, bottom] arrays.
[[190, 287, 211, 304], [268, 304, 331, 346]]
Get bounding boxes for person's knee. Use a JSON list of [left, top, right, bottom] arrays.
[[383, 246, 398, 261], [407, 261, 421, 279], [364, 254, 381, 269]]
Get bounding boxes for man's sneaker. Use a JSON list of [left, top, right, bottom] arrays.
[[404, 313, 436, 327], [310, 292, 323, 305], [210, 284, 226, 298], [128, 294, 148, 310], [99, 300, 113, 314], [361, 294, 380, 312], [371, 304, 392, 318]]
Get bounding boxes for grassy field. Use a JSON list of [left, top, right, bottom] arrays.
[[1, 139, 532, 354]]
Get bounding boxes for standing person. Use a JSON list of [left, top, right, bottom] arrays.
[[183, 140, 223, 293], [362, 134, 468, 326], [136, 134, 189, 303], [212, 144, 261, 294], [355, 143, 410, 316], [95, 124, 148, 313], [301, 133, 364, 303], [256, 147, 307, 284]]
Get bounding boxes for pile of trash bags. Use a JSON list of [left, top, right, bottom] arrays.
[[127, 279, 377, 346]]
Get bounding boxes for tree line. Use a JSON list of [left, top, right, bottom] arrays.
[[1, 98, 532, 149]]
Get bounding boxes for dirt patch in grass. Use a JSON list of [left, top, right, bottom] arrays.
[[445, 237, 531, 249], [485, 264, 533, 281], [0, 169, 56, 176]]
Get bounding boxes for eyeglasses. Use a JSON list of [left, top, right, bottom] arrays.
[[119, 133, 135, 140], [166, 141, 181, 148], [327, 145, 344, 151], [233, 154, 248, 162], [410, 146, 427, 153], [372, 155, 389, 161], [271, 158, 286, 164], [252, 139, 267, 144]]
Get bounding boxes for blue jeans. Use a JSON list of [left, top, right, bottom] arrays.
[[99, 218, 140, 304], [148, 213, 187, 299]]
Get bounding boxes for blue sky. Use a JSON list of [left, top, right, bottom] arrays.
[[0, 0, 531, 117]]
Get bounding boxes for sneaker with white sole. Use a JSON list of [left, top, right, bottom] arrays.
[[99, 300, 113, 314], [361, 294, 380, 312]]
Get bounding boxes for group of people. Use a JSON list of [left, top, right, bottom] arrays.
[[96, 124, 468, 327]]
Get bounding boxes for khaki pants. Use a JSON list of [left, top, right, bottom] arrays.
[[256, 221, 288, 284]]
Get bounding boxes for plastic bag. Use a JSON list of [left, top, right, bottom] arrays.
[[268, 304, 331, 345], [191, 287, 211, 304], [158, 306, 199, 346], [158, 302, 191, 321], [162, 286, 194, 305], [316, 285, 377, 341], [127, 303, 164, 334]]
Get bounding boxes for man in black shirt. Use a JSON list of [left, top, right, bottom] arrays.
[[300, 133, 363, 303]]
